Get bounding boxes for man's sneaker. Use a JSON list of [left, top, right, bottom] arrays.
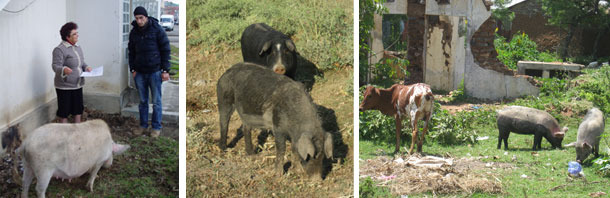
[[134, 127, 146, 136], [151, 129, 161, 138]]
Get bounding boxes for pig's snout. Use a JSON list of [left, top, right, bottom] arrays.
[[273, 65, 286, 75]]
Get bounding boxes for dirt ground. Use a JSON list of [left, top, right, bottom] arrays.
[[186, 47, 354, 197], [0, 109, 178, 196]]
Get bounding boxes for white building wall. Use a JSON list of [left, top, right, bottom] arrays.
[[0, 0, 66, 129], [66, 0, 129, 113], [66, 0, 126, 95]]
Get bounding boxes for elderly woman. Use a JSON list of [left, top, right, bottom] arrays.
[[52, 22, 91, 123]]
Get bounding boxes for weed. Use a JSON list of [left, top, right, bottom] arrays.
[[359, 177, 393, 198]]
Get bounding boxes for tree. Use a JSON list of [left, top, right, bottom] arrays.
[[540, 0, 610, 60], [359, 0, 387, 85], [492, 0, 515, 32]]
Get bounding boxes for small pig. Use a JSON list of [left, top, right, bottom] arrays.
[[496, 106, 568, 150], [217, 62, 333, 179], [18, 119, 129, 198], [240, 23, 298, 79], [565, 108, 605, 163]]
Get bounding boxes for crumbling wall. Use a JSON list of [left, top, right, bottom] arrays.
[[404, 1, 426, 84], [471, 17, 514, 75]]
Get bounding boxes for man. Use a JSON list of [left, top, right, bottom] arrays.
[[128, 6, 171, 138]]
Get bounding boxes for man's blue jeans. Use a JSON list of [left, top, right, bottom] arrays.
[[134, 71, 162, 130]]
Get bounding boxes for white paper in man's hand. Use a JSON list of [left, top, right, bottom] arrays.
[[81, 66, 103, 77]]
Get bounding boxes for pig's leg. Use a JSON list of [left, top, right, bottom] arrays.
[[217, 102, 234, 151], [394, 115, 402, 154], [497, 128, 509, 150], [86, 163, 104, 192], [243, 125, 255, 155], [21, 163, 34, 198], [594, 144, 600, 157], [533, 134, 542, 150], [274, 132, 287, 175], [35, 170, 52, 198], [410, 117, 419, 154]]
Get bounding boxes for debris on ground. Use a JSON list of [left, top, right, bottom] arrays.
[[360, 155, 505, 195]]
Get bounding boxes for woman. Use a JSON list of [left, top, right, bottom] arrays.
[[51, 22, 91, 123]]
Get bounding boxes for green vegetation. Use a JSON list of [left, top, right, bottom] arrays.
[[359, 177, 393, 198], [187, 0, 352, 70], [170, 45, 179, 78], [494, 32, 562, 70]]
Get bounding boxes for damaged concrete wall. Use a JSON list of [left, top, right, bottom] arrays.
[[425, 0, 538, 99], [424, 15, 466, 91]]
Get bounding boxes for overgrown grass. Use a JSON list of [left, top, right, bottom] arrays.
[[187, 0, 352, 70]]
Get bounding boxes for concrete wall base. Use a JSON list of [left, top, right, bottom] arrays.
[[1, 99, 57, 138]]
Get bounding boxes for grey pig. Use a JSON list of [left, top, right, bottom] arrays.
[[565, 108, 605, 163], [216, 62, 333, 179], [497, 106, 568, 150]]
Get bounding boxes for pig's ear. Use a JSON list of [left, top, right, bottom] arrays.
[[259, 41, 271, 56], [297, 134, 315, 161], [112, 143, 130, 155], [565, 142, 576, 147], [324, 132, 333, 159], [285, 40, 296, 52], [583, 142, 592, 150]]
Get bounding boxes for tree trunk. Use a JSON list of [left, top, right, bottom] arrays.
[[592, 27, 608, 60], [560, 23, 576, 61]]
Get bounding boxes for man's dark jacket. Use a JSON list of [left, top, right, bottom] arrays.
[[128, 17, 171, 74]]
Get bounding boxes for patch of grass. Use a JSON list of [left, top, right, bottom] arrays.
[[187, 0, 353, 70], [359, 177, 394, 198]]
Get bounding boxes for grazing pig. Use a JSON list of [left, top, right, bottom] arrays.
[[216, 62, 333, 178], [18, 119, 130, 198], [240, 23, 298, 79], [359, 83, 435, 154], [496, 106, 568, 150], [565, 108, 605, 163]]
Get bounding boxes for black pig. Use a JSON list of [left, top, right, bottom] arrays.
[[240, 23, 298, 79], [216, 62, 332, 178], [496, 106, 568, 150]]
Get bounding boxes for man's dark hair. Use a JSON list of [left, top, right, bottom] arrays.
[[60, 22, 78, 41]]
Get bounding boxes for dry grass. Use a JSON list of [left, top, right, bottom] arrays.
[[360, 155, 507, 196], [185, 46, 354, 197]]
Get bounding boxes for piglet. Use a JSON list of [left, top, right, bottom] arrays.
[[17, 119, 129, 198]]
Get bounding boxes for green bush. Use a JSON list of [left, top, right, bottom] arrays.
[[187, 0, 353, 70], [494, 32, 562, 70], [575, 65, 610, 113], [359, 177, 393, 197]]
